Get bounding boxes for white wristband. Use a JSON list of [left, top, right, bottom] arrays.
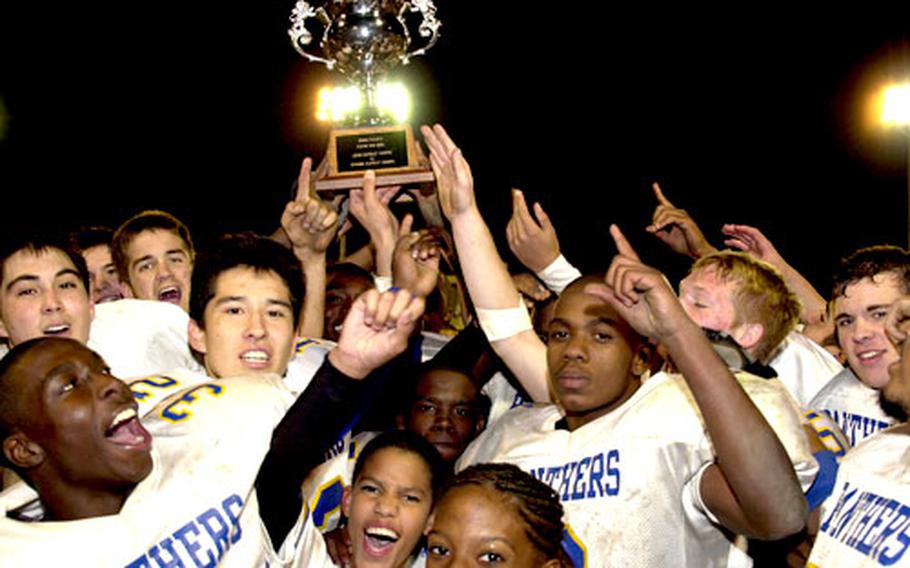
[[476, 296, 534, 342], [373, 274, 392, 293], [536, 254, 582, 295]]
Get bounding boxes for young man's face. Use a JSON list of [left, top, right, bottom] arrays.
[[82, 244, 126, 305], [0, 248, 93, 346], [833, 273, 904, 389], [398, 369, 485, 464], [546, 285, 644, 430], [124, 229, 192, 312], [324, 272, 373, 342], [189, 266, 296, 379], [3, 339, 152, 497]]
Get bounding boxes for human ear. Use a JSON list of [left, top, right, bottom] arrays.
[[341, 485, 353, 518], [3, 433, 45, 469], [187, 319, 208, 355], [631, 342, 654, 377], [732, 322, 764, 352]]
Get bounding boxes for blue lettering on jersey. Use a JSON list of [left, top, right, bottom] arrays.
[[311, 478, 345, 530], [295, 338, 316, 354], [530, 450, 620, 502], [129, 376, 180, 401], [125, 494, 245, 568], [161, 384, 224, 423], [817, 481, 910, 564], [823, 409, 890, 447]]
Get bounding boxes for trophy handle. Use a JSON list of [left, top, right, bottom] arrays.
[[399, 0, 441, 64], [288, 1, 337, 70]]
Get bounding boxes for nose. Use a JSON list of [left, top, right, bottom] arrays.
[[245, 311, 267, 340], [852, 317, 878, 343], [42, 287, 63, 313], [563, 334, 588, 362], [373, 492, 398, 517], [156, 260, 174, 281], [431, 409, 454, 432], [96, 372, 126, 401]]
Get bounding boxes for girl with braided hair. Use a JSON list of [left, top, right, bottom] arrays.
[[425, 463, 570, 567]]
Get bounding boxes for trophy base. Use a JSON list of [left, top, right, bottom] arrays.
[[314, 124, 434, 192]]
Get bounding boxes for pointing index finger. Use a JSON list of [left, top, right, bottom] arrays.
[[652, 182, 674, 208], [610, 224, 641, 262], [296, 157, 313, 203]]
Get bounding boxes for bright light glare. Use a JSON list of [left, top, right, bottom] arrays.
[[316, 86, 363, 123], [882, 83, 910, 126], [315, 82, 411, 123], [376, 82, 411, 123]]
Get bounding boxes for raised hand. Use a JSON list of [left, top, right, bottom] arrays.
[[281, 157, 340, 260], [349, 171, 400, 276], [506, 188, 561, 273], [585, 225, 691, 341], [721, 224, 785, 267], [328, 288, 425, 379], [420, 124, 476, 220], [886, 297, 910, 346], [392, 214, 442, 297], [646, 182, 716, 259]]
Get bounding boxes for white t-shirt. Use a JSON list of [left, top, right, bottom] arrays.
[[808, 426, 910, 567], [809, 367, 897, 447], [457, 371, 818, 568]]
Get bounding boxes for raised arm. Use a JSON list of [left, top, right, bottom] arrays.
[[280, 157, 339, 339], [587, 225, 807, 539], [348, 172, 401, 281], [722, 223, 831, 343], [421, 124, 550, 402], [256, 287, 424, 548], [646, 182, 717, 259]]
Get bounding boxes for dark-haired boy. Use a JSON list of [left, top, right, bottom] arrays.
[[809, 246, 910, 446], [68, 226, 129, 305]]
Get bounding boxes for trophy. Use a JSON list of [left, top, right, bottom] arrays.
[[289, 0, 441, 192]]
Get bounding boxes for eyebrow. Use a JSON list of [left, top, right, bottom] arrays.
[[360, 475, 427, 495], [214, 296, 293, 310], [550, 316, 621, 327], [5, 268, 81, 293]]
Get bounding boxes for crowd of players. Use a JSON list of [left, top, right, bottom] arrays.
[[0, 124, 908, 567]]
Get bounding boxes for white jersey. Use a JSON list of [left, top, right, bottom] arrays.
[[480, 372, 530, 426], [809, 367, 897, 447], [807, 426, 910, 567], [457, 371, 817, 568], [127, 336, 332, 416], [88, 299, 204, 378], [769, 331, 842, 407], [0, 374, 297, 567]]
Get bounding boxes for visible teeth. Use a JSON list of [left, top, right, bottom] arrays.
[[110, 408, 137, 431], [859, 351, 882, 360], [365, 527, 399, 541], [45, 324, 70, 334], [334, 324, 343, 332], [241, 351, 269, 362]]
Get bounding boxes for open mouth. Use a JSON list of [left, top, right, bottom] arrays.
[[363, 526, 400, 556], [158, 286, 181, 303], [105, 408, 152, 449], [240, 350, 271, 368], [96, 292, 124, 304], [857, 350, 885, 363], [43, 324, 71, 337]]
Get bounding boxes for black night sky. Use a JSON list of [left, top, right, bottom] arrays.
[[1, 5, 908, 292]]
